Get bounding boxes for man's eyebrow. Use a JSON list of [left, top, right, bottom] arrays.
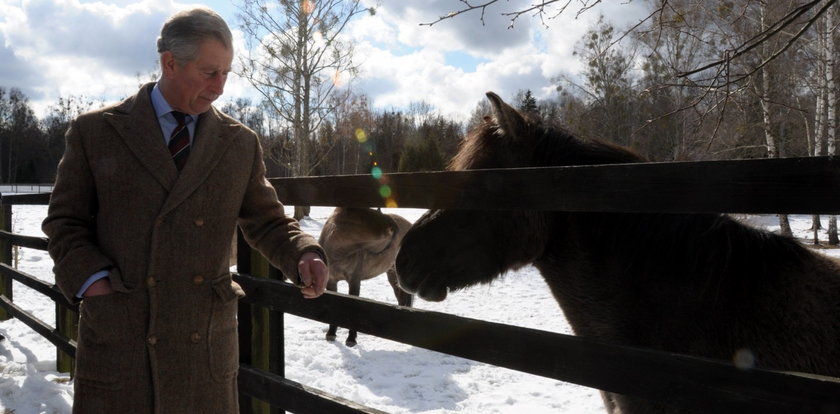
[[201, 65, 232, 72]]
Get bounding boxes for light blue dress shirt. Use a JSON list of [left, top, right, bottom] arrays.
[[150, 83, 197, 145]]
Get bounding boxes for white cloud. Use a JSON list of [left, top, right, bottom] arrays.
[[344, 0, 651, 119], [0, 0, 176, 111], [0, 0, 652, 122]]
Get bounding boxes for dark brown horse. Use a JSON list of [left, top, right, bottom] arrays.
[[320, 207, 413, 346], [395, 92, 840, 413]]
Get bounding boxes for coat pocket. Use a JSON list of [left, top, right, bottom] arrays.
[[75, 292, 132, 387], [208, 276, 242, 381]]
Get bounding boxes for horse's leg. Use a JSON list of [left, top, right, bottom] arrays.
[[345, 278, 361, 347], [605, 391, 679, 414], [387, 267, 413, 307], [325, 279, 339, 342]]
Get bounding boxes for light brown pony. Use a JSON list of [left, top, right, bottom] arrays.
[[320, 207, 413, 346], [395, 92, 840, 413]]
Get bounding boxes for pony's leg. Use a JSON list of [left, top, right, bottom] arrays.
[[605, 392, 681, 414], [601, 391, 620, 414], [325, 279, 339, 342], [345, 279, 361, 347], [387, 268, 413, 307]]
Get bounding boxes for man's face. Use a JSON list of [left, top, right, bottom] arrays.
[[161, 38, 233, 115]]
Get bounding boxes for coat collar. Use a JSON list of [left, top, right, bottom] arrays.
[[104, 82, 242, 215]]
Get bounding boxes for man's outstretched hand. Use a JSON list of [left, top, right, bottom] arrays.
[[297, 251, 328, 298]]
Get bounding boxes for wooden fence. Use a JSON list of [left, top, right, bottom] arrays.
[[2, 156, 840, 413]]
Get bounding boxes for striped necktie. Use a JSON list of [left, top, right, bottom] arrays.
[[169, 111, 191, 171]]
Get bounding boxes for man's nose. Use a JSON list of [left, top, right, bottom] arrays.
[[209, 74, 226, 95]]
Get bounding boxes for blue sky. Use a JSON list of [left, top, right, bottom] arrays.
[[0, 0, 649, 121]]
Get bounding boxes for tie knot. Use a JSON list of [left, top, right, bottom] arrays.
[[171, 111, 186, 125]]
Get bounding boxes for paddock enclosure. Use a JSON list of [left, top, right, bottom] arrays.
[[2, 156, 840, 413]]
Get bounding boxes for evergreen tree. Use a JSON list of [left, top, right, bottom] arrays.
[[518, 89, 538, 115], [398, 137, 445, 172]]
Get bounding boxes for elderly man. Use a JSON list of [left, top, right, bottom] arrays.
[[42, 8, 328, 413]]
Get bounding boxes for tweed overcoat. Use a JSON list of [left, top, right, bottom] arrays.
[[42, 83, 324, 413]]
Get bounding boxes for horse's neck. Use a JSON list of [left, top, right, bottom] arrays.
[[578, 212, 797, 291]]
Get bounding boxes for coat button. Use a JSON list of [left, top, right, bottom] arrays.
[[194, 218, 205, 227], [193, 275, 205, 285], [146, 277, 157, 287], [190, 332, 202, 343], [147, 335, 158, 346], [155, 217, 165, 228]]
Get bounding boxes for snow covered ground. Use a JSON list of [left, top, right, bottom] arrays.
[[0, 206, 837, 413]]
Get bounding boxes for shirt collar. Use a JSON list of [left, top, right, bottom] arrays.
[[151, 83, 195, 124]]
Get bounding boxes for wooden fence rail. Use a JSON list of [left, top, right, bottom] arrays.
[[1, 155, 840, 413], [234, 273, 840, 413], [272, 156, 840, 214]]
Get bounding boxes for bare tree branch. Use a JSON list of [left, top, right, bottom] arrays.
[[421, 0, 607, 28], [678, 0, 834, 80]]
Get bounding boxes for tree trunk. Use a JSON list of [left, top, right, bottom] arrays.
[[812, 214, 821, 245], [758, 6, 778, 159], [779, 215, 793, 238], [826, 5, 838, 244], [293, 205, 310, 220], [757, 6, 790, 241], [812, 214, 823, 230], [291, 5, 311, 218], [815, 16, 827, 157]]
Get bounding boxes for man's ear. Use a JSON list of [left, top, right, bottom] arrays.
[[160, 51, 177, 78]]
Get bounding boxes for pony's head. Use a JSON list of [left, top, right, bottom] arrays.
[[396, 92, 645, 301], [395, 93, 567, 301]]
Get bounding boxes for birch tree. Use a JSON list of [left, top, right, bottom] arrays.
[[238, 0, 372, 218], [824, 4, 838, 244]]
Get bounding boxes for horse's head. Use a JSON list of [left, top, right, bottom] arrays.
[[395, 92, 553, 301], [447, 92, 542, 171]]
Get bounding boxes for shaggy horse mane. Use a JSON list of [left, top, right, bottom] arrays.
[[474, 119, 812, 301], [456, 116, 812, 301]]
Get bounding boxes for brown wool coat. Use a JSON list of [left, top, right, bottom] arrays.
[[42, 83, 324, 413]]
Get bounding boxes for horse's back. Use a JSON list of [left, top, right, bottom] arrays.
[[320, 207, 411, 282]]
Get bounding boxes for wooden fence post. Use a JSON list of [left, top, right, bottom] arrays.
[[55, 300, 78, 375], [237, 228, 285, 414], [0, 198, 12, 321]]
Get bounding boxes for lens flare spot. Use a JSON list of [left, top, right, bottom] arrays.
[[371, 166, 382, 180], [385, 198, 398, 208], [312, 31, 324, 46], [302, 0, 315, 15], [355, 128, 367, 143], [733, 348, 755, 370], [379, 185, 392, 198], [331, 69, 344, 87]]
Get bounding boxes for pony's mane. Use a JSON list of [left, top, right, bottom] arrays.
[[451, 119, 643, 170], [533, 127, 643, 167], [459, 118, 812, 299], [524, 123, 812, 301]]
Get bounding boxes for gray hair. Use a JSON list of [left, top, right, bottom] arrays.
[[156, 8, 233, 65]]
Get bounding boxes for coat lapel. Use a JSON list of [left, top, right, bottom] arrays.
[[159, 107, 240, 216], [104, 83, 242, 215], [104, 83, 178, 191]]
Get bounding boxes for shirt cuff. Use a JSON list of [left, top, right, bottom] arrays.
[[76, 269, 110, 298]]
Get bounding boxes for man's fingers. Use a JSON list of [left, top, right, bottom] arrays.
[[298, 252, 329, 298]]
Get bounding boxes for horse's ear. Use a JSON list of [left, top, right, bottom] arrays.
[[486, 91, 527, 141]]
